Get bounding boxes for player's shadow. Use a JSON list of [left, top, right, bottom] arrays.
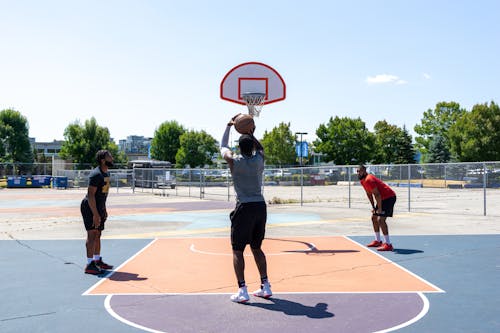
[[393, 248, 424, 255], [106, 271, 148, 281], [268, 238, 358, 256], [248, 298, 334, 319], [283, 249, 359, 255]]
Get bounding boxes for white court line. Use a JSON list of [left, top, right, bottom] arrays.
[[343, 236, 445, 293], [82, 239, 158, 296], [189, 241, 317, 256], [373, 292, 430, 333], [104, 291, 428, 333], [105, 295, 167, 333], [93, 237, 439, 333], [89, 290, 439, 296]]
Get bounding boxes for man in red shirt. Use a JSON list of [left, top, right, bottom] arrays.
[[357, 165, 397, 251]]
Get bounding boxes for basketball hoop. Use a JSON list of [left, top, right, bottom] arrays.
[[242, 92, 266, 117]]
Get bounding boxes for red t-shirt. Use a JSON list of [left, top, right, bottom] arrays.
[[360, 174, 396, 200]]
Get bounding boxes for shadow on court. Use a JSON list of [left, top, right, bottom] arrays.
[[268, 237, 359, 255], [248, 298, 335, 319], [283, 249, 359, 255], [393, 248, 424, 255], [108, 272, 148, 281]]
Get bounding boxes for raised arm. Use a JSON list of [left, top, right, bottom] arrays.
[[220, 114, 240, 170]]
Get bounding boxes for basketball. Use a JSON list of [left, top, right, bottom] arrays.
[[234, 114, 255, 134]]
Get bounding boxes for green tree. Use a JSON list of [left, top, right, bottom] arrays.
[[59, 117, 126, 168], [449, 101, 500, 162], [175, 130, 218, 168], [0, 109, 33, 163], [414, 101, 465, 162], [150, 121, 186, 163], [260, 122, 296, 167], [314, 116, 375, 165], [427, 134, 451, 163], [395, 126, 416, 164], [373, 121, 415, 164]]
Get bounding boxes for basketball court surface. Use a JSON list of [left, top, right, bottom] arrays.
[[1, 188, 499, 333]]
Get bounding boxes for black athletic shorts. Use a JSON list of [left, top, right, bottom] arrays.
[[81, 200, 106, 231], [230, 201, 267, 251], [374, 196, 396, 217]]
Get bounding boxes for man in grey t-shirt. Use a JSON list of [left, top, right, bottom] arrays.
[[221, 114, 272, 303]]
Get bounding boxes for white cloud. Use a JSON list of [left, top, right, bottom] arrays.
[[423, 73, 431, 79], [365, 74, 407, 85]]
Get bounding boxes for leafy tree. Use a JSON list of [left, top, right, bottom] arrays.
[[0, 109, 33, 163], [260, 122, 296, 167], [449, 101, 500, 162], [414, 101, 465, 162], [314, 116, 375, 165], [150, 121, 186, 163], [59, 117, 126, 168], [175, 130, 218, 168], [373, 121, 415, 164], [427, 134, 451, 163]]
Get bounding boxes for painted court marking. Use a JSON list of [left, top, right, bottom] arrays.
[[82, 236, 443, 333], [189, 240, 317, 256], [85, 236, 442, 295]]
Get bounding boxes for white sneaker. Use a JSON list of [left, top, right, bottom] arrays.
[[253, 282, 272, 299], [230, 286, 249, 303]]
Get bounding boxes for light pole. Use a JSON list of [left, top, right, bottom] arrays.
[[295, 132, 308, 166], [295, 132, 307, 206]]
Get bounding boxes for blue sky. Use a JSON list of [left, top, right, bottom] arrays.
[[1, 1, 499, 145]]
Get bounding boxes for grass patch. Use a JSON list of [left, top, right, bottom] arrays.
[[267, 197, 300, 205]]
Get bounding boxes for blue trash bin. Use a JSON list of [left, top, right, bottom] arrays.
[[31, 175, 52, 187], [53, 176, 68, 189], [7, 176, 27, 188]]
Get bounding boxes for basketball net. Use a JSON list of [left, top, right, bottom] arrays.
[[242, 93, 266, 117]]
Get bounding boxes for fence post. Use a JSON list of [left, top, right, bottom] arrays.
[[483, 162, 487, 216], [200, 170, 203, 199], [408, 164, 411, 212], [300, 167, 304, 206], [444, 164, 447, 188], [132, 168, 136, 193], [348, 166, 351, 208]]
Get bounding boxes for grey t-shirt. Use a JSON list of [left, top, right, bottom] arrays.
[[231, 153, 265, 203]]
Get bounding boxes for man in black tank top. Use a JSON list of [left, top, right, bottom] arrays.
[[221, 114, 272, 303], [81, 150, 114, 275]]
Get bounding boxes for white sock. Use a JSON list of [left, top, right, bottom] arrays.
[[375, 232, 381, 241], [383, 235, 391, 244], [87, 258, 93, 264], [93, 255, 101, 261]]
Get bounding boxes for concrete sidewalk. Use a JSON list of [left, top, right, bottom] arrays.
[[1, 188, 499, 240]]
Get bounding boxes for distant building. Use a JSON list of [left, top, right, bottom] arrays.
[[30, 139, 64, 157], [118, 135, 152, 160]]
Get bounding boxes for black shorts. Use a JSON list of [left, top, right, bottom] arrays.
[[230, 201, 267, 251], [374, 196, 396, 217], [81, 200, 106, 231]]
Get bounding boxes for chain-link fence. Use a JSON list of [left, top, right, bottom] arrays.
[[1, 162, 499, 216]]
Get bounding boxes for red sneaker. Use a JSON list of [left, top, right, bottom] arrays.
[[84, 261, 103, 275], [366, 240, 383, 247], [96, 258, 114, 270], [377, 243, 394, 251]]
